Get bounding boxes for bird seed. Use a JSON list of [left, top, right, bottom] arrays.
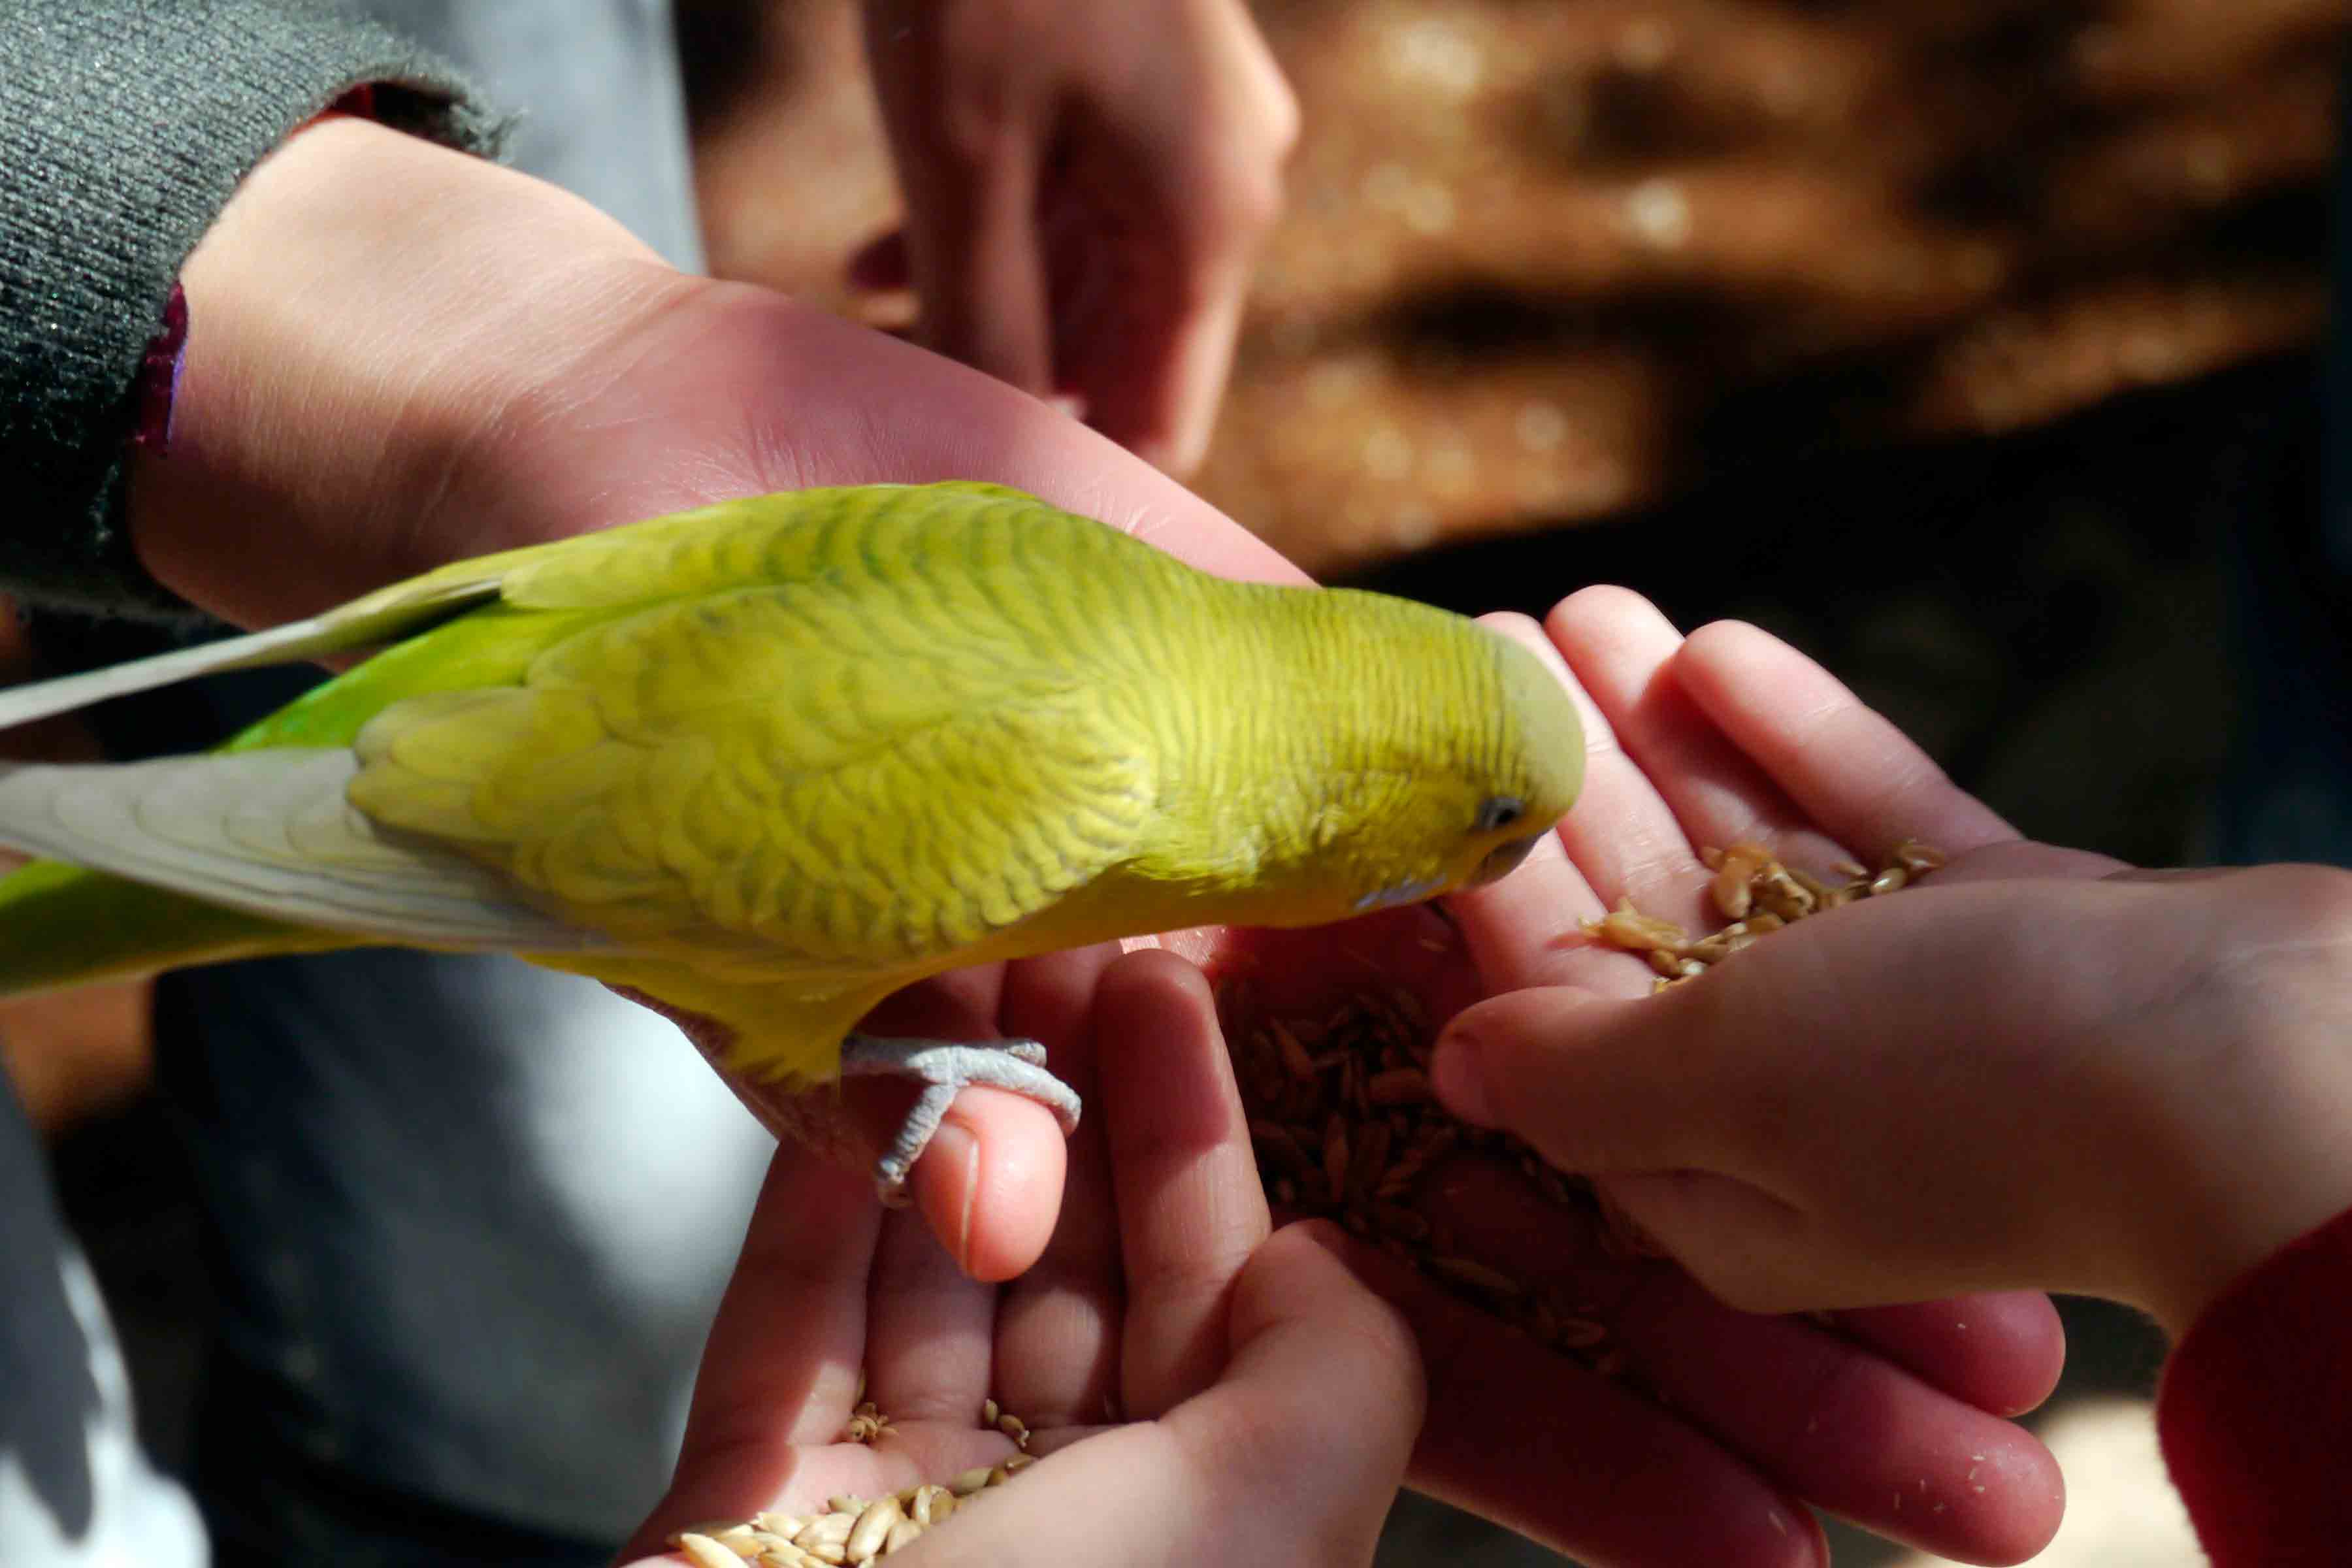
[[668, 1400, 1037, 1563], [1224, 839, 1943, 1368]]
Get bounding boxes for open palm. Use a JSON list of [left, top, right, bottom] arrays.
[[619, 947, 1421, 1566]]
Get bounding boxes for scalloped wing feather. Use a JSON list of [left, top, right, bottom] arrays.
[[0, 485, 1103, 738], [346, 582, 1157, 975]]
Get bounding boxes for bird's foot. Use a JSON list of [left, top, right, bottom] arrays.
[[837, 1035, 1083, 1206]]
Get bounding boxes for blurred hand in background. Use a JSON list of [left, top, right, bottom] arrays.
[[857, 0, 1298, 472]]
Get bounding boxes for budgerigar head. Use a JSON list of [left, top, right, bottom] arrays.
[[1245, 593, 1585, 926]]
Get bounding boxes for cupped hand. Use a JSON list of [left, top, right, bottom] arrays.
[[618, 947, 1422, 1567], [857, 0, 1298, 472], [1428, 595, 2352, 1337], [127, 119, 2070, 1563], [1159, 585, 2078, 1565]]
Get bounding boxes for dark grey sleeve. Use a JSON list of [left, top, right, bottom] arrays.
[[0, 0, 508, 620]]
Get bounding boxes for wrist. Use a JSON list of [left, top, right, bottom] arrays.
[[127, 115, 676, 628], [126, 103, 368, 462], [2124, 866, 2352, 1336]]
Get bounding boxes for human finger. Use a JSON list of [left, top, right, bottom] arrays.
[[1094, 948, 1271, 1417], [1434, 977, 1740, 1184], [989, 945, 1130, 1428], [1053, 0, 1293, 472], [1546, 588, 1853, 898], [1505, 595, 1712, 930], [862, 1200, 1000, 1433], [1431, 968, 1887, 1305], [907, 1088, 1067, 1284], [893, 1224, 1416, 1567], [1405, 1155, 2065, 1565], [1443, 614, 1654, 999], [1067, 245, 1255, 476], [861, 969, 1070, 1283], [860, 8, 1055, 396], [1827, 1294, 2067, 1419], [1672, 619, 2018, 863], [625, 1143, 883, 1555], [1381, 1244, 1832, 1567]]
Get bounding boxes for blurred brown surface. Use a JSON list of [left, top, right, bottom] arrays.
[[0, 604, 156, 1135], [682, 0, 2342, 574], [0, 982, 154, 1134]]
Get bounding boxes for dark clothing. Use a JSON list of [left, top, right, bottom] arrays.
[[0, 0, 500, 619], [0, 7, 494, 1561]]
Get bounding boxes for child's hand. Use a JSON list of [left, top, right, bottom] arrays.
[[618, 949, 1419, 1568], [1166, 589, 2075, 1565], [1429, 593, 2352, 1337]]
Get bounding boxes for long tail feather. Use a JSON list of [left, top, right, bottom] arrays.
[[0, 860, 351, 997], [0, 576, 504, 735]]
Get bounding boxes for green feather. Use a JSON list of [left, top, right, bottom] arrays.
[[0, 860, 345, 995], [0, 604, 614, 995]]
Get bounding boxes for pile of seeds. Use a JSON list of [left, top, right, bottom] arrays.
[[1590, 839, 1946, 990], [1230, 981, 1633, 1369], [1229, 840, 1945, 1365], [666, 1399, 1035, 1566]]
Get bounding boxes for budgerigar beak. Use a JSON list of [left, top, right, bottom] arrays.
[[1468, 833, 1542, 887]]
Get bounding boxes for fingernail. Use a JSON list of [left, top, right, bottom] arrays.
[[1430, 1028, 1497, 1126]]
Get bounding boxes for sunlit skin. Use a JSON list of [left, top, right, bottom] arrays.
[[619, 591, 2078, 1568], [857, 0, 1299, 473], [106, 116, 2067, 1567], [1432, 607, 2352, 1345]]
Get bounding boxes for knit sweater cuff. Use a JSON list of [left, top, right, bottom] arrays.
[[0, 1, 510, 621]]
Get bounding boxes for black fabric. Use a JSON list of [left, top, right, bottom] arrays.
[[0, 0, 504, 619]]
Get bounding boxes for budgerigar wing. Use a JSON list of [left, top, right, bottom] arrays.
[[348, 578, 1160, 975]]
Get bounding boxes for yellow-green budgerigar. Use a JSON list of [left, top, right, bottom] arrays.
[[0, 483, 1582, 1192]]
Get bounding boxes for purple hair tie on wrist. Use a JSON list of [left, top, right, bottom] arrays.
[[133, 284, 189, 455]]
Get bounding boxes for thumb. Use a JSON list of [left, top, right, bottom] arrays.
[[1431, 983, 1739, 1179], [1432, 983, 1837, 1314]]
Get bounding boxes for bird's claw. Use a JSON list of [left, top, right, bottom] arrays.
[[837, 1034, 1084, 1204]]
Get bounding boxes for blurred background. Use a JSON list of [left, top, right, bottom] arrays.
[[11, 0, 2344, 1561]]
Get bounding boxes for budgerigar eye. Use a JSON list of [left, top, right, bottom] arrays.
[[1474, 795, 1525, 834]]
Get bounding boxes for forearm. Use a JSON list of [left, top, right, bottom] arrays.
[[0, 0, 500, 618]]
